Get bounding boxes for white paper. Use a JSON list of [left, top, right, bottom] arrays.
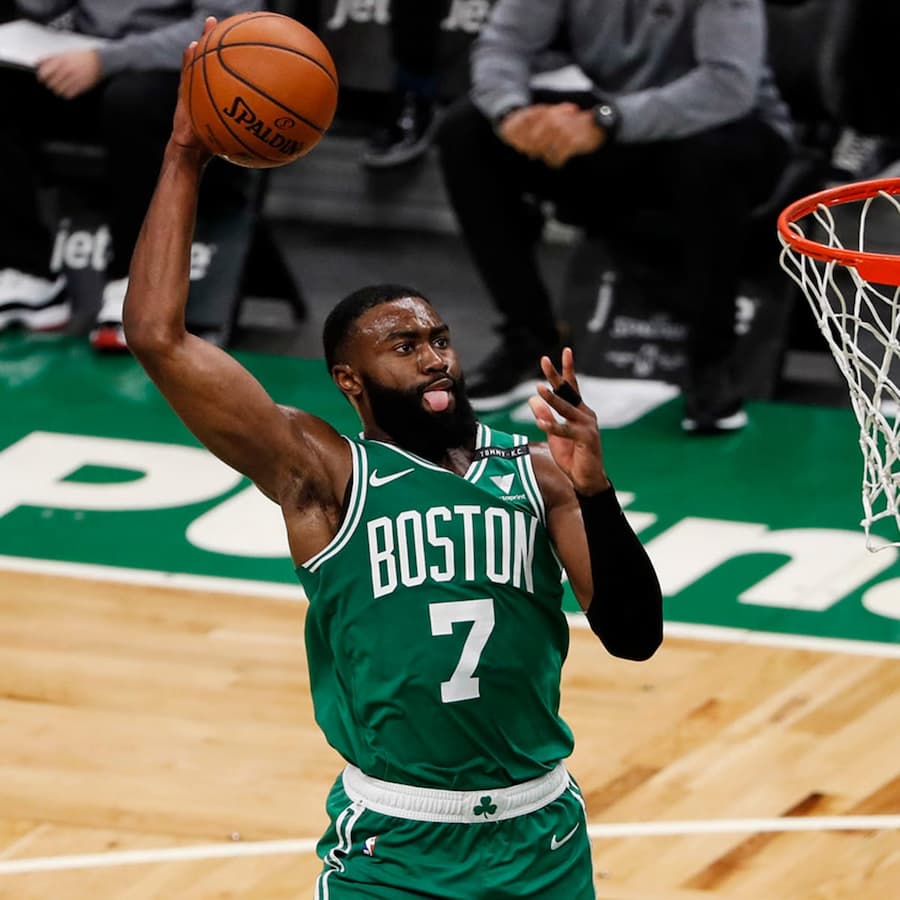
[[530, 65, 594, 92], [0, 19, 107, 69]]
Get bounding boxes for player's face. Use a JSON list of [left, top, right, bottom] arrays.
[[353, 298, 461, 402], [353, 298, 476, 455]]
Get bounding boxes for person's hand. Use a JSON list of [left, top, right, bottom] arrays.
[[528, 347, 609, 495], [171, 17, 216, 161], [500, 103, 607, 168], [533, 103, 607, 168], [36, 49, 103, 99], [498, 104, 551, 158]]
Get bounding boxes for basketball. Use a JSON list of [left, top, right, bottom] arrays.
[[182, 12, 338, 169]]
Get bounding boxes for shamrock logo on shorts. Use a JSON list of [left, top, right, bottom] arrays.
[[473, 796, 497, 818]]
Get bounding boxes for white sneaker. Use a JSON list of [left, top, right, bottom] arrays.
[[0, 269, 69, 331], [90, 277, 129, 352]]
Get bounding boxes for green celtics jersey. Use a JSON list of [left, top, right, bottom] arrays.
[[296, 423, 574, 790]]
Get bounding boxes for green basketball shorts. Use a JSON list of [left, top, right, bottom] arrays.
[[314, 762, 595, 899]]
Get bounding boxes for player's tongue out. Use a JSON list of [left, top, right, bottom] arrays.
[[423, 390, 450, 412]]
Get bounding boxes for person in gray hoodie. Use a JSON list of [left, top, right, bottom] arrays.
[[437, 0, 794, 434], [0, 0, 260, 350]]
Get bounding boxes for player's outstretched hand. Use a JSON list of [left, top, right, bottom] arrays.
[[528, 348, 610, 496], [172, 17, 217, 159]]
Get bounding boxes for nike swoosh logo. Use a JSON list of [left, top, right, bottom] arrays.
[[549, 823, 580, 851], [369, 468, 414, 488]]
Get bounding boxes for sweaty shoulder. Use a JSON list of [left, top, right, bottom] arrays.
[[527, 440, 577, 514], [275, 406, 356, 564], [277, 406, 353, 506]]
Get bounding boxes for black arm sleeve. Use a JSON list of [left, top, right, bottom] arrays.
[[579, 485, 663, 661]]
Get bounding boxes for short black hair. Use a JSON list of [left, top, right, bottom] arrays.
[[322, 283, 429, 372]]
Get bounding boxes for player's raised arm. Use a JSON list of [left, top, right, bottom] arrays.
[[529, 348, 663, 661], [123, 20, 347, 503]]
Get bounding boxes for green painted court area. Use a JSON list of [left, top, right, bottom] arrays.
[[2, 331, 899, 649]]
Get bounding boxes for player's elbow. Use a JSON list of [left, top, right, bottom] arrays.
[[602, 629, 662, 662], [123, 307, 180, 358], [124, 322, 168, 359], [586, 587, 663, 661], [587, 602, 664, 660]]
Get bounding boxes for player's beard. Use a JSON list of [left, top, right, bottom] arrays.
[[363, 374, 477, 461]]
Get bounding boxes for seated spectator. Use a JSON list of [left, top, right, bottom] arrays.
[[824, 0, 900, 184], [437, 0, 794, 434], [361, 0, 451, 169], [0, 0, 261, 351]]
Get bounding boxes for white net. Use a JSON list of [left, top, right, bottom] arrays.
[[779, 187, 900, 549]]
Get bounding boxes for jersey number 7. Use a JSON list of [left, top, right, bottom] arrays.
[[429, 598, 495, 703]]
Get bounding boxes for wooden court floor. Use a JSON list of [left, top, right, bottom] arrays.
[[0, 569, 898, 899]]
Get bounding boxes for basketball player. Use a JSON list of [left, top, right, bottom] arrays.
[[122, 19, 663, 899]]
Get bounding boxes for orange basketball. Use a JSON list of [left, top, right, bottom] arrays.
[[182, 12, 338, 168]]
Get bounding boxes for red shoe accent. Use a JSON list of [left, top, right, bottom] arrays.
[[90, 325, 128, 353]]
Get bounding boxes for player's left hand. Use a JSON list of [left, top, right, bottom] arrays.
[[528, 348, 610, 495], [36, 49, 103, 99]]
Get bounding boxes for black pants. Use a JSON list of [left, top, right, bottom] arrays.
[[437, 97, 791, 369], [390, 0, 451, 85], [0, 67, 185, 281]]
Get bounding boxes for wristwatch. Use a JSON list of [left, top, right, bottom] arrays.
[[592, 101, 621, 142]]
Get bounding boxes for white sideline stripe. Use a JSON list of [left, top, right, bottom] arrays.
[[2, 555, 900, 658], [1, 817, 898, 875], [0, 839, 319, 875], [0, 555, 303, 601], [663, 620, 900, 659], [586, 815, 900, 838], [567, 612, 900, 659]]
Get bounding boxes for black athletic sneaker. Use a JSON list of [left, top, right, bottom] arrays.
[[362, 92, 437, 169], [681, 400, 748, 435], [681, 361, 748, 434], [465, 338, 554, 412]]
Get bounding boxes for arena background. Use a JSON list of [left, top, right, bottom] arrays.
[[1, 0, 899, 897]]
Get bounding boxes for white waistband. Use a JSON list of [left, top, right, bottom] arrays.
[[341, 762, 569, 824]]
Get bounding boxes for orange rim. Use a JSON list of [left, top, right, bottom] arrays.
[[777, 177, 900, 285]]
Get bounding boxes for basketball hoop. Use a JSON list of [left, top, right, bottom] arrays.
[[778, 177, 900, 549]]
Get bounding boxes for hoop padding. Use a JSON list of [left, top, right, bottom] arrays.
[[778, 178, 900, 549]]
